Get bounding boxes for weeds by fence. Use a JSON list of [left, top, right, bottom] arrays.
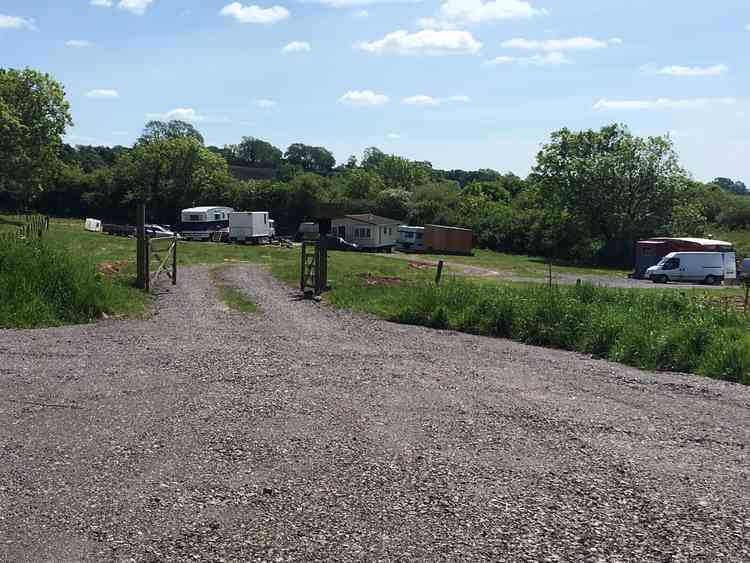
[[0, 215, 49, 244]]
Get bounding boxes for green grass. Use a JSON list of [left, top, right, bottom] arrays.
[[218, 286, 257, 313], [0, 238, 146, 329]]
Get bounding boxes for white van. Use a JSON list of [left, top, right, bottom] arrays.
[[645, 252, 735, 285], [229, 212, 272, 244]]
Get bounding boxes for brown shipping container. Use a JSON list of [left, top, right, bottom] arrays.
[[424, 224, 474, 255]]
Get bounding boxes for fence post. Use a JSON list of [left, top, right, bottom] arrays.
[[435, 260, 444, 285], [300, 242, 307, 291], [136, 204, 146, 289], [172, 237, 177, 285]]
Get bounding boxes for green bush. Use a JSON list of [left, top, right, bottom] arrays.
[[0, 240, 141, 328]]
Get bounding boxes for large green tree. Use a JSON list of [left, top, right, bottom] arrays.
[[285, 143, 335, 175], [233, 137, 283, 168], [531, 124, 690, 263], [0, 68, 72, 210], [137, 120, 205, 146]]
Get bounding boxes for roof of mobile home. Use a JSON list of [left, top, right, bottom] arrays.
[[335, 214, 402, 225], [182, 206, 234, 214]]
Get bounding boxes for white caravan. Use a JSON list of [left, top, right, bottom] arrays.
[[229, 211, 273, 244], [646, 252, 737, 285]]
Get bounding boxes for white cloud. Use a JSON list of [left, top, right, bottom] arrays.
[[220, 2, 290, 24], [745, 23, 750, 31], [501, 36, 609, 51], [352, 9, 369, 17], [89, 0, 154, 14], [145, 108, 227, 122], [355, 29, 481, 56], [338, 90, 389, 106], [403, 94, 470, 105], [254, 99, 277, 108], [164, 108, 202, 121], [417, 0, 545, 29], [387, 132, 401, 139], [281, 40, 311, 53], [484, 55, 515, 65], [486, 52, 571, 66], [594, 98, 737, 111], [86, 89, 120, 99], [65, 39, 93, 48], [316, 0, 418, 6], [0, 14, 36, 30], [608, 37, 623, 45], [652, 64, 729, 77]]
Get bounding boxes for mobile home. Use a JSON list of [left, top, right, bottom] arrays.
[[331, 214, 401, 252], [180, 206, 234, 241]]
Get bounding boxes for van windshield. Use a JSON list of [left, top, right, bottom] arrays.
[[662, 258, 679, 270]]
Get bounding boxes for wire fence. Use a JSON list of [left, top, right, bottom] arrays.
[[0, 215, 49, 244]]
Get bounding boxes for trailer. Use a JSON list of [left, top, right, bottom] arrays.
[[397, 226, 426, 252], [229, 211, 273, 244], [180, 206, 234, 241]]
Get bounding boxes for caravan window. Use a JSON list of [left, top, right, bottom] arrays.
[[215, 213, 221, 220], [189, 214, 200, 221]]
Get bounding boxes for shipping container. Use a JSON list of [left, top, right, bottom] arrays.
[[424, 224, 474, 255]]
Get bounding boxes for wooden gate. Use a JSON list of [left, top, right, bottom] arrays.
[[135, 204, 178, 292]]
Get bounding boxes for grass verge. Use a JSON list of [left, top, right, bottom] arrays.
[[0, 239, 146, 329], [328, 278, 750, 384]]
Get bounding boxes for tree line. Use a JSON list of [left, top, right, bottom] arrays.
[[1, 66, 748, 266]]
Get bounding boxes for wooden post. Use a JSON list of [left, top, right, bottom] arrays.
[[136, 204, 146, 289], [144, 238, 151, 293], [300, 242, 307, 291], [172, 237, 177, 285], [435, 260, 444, 285], [548, 260, 553, 289], [744, 282, 749, 314]]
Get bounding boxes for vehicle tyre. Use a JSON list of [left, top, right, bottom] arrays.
[[652, 275, 668, 284], [704, 275, 719, 286]]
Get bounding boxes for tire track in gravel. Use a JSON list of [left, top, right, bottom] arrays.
[[0, 264, 749, 562]]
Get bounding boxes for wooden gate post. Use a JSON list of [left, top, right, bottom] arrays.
[[172, 238, 177, 285], [136, 204, 146, 290]]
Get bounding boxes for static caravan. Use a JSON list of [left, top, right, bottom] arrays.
[[331, 214, 401, 252], [180, 206, 234, 241], [397, 226, 425, 252]]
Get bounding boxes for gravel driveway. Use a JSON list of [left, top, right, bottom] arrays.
[[1, 265, 749, 562]]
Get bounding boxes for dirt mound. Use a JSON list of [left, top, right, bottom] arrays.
[[96, 260, 131, 276], [358, 272, 403, 287]]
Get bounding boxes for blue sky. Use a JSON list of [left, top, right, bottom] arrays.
[[1, 0, 748, 181]]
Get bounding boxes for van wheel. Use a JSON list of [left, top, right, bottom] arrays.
[[652, 275, 668, 284], [704, 275, 719, 286]]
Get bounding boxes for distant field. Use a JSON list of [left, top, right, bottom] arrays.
[[0, 215, 24, 233], [404, 248, 631, 279]]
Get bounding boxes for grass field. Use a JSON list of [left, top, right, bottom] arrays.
[[413, 248, 631, 278]]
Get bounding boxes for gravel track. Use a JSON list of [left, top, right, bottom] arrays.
[[1, 265, 749, 562]]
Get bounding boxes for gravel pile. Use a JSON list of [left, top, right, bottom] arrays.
[[1, 265, 749, 562]]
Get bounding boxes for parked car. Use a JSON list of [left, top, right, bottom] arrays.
[[145, 224, 180, 238], [325, 234, 359, 251], [645, 252, 732, 285]]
